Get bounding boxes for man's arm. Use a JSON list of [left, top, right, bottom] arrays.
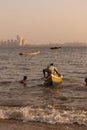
[[54, 67, 61, 77]]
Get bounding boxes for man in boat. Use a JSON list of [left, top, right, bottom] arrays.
[[43, 63, 60, 78]]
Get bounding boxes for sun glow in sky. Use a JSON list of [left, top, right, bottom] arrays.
[[0, 0, 87, 44]]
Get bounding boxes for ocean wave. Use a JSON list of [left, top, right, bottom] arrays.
[[0, 105, 87, 125]]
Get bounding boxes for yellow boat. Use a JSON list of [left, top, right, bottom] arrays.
[[19, 51, 40, 56], [44, 74, 63, 86]]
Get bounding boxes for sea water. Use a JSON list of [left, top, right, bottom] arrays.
[[0, 45, 87, 125]]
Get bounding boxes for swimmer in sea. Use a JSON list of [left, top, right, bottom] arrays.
[[20, 76, 27, 86], [85, 78, 87, 86]]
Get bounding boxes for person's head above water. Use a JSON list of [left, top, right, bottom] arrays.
[[85, 78, 87, 86], [24, 76, 27, 80]]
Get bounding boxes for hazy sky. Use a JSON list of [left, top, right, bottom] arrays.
[[0, 0, 87, 44]]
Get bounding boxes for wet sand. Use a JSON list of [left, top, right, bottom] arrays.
[[0, 119, 87, 130]]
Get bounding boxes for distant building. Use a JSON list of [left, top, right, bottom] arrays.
[[17, 35, 23, 46], [22, 39, 28, 45], [17, 35, 29, 46]]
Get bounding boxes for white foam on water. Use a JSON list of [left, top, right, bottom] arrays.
[[0, 105, 87, 125]]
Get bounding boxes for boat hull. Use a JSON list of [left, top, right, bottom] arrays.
[[19, 51, 40, 56], [44, 74, 62, 86]]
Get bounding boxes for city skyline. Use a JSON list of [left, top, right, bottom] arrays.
[[0, 35, 29, 46], [0, 0, 87, 44]]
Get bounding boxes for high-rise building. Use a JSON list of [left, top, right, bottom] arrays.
[[17, 35, 23, 45], [22, 39, 28, 45], [17, 35, 29, 46]]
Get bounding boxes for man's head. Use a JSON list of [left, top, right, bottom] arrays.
[[24, 76, 27, 80], [50, 63, 54, 66], [85, 78, 87, 82]]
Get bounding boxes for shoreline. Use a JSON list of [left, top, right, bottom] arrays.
[[0, 119, 87, 130]]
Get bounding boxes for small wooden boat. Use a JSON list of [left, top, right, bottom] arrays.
[[50, 47, 61, 49], [44, 74, 63, 86], [19, 51, 40, 56]]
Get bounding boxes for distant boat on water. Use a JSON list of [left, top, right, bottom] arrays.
[[50, 47, 61, 49], [19, 51, 40, 56]]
